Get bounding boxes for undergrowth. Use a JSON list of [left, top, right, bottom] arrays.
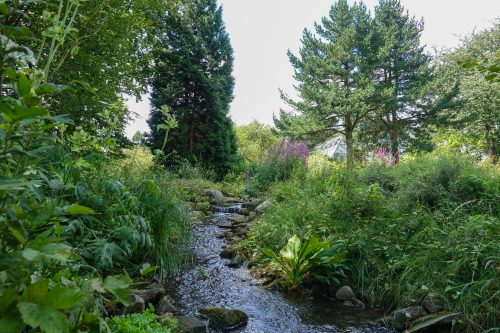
[[244, 153, 499, 332]]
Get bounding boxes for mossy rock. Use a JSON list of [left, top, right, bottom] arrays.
[[198, 306, 248, 330]]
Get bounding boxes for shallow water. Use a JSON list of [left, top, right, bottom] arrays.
[[173, 212, 393, 333]]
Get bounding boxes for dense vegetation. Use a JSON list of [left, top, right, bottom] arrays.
[[0, 0, 498, 332]]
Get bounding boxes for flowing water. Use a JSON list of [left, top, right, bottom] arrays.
[[173, 211, 393, 333]]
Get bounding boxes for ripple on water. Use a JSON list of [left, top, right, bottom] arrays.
[[173, 213, 393, 333]]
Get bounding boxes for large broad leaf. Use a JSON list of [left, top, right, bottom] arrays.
[[1, 104, 48, 122], [280, 235, 301, 261], [96, 242, 124, 268], [44, 286, 83, 310], [21, 280, 49, 303], [16, 74, 32, 97], [0, 312, 24, 333], [103, 275, 132, 305], [17, 302, 69, 333]]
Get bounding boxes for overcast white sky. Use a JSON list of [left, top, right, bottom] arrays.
[[125, 0, 500, 138]]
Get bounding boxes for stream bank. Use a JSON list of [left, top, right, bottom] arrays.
[[172, 206, 392, 333]]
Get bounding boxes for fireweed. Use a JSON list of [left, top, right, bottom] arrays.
[[247, 139, 309, 193]]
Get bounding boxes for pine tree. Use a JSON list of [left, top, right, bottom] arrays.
[[275, 0, 375, 164], [148, 0, 236, 178], [372, 0, 431, 162]]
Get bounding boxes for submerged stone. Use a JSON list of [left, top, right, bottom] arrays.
[[198, 306, 249, 330], [175, 315, 207, 333]]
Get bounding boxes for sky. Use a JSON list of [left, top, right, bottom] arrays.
[[125, 0, 500, 138]]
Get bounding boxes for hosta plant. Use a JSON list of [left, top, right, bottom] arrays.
[[262, 235, 346, 289]]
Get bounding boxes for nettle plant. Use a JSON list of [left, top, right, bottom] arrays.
[[0, 2, 130, 332]]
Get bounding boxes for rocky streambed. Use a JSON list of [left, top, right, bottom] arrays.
[[172, 201, 393, 333]]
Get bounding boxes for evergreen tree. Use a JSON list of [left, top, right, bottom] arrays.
[[148, 0, 237, 178], [275, 0, 375, 164], [372, 0, 431, 162]]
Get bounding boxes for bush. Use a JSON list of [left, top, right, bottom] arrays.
[[245, 153, 499, 331]]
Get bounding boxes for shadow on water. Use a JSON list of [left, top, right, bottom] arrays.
[[172, 212, 393, 333]]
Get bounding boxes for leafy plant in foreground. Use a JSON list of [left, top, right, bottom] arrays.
[[108, 306, 176, 333], [262, 235, 346, 289]]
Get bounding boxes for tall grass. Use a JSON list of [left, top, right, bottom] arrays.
[[245, 153, 499, 332]]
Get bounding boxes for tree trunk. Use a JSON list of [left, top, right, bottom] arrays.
[[485, 125, 497, 163], [345, 115, 354, 166], [390, 111, 399, 164]]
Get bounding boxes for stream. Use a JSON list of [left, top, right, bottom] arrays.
[[173, 211, 393, 333]]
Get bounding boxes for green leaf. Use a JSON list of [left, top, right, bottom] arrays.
[[140, 263, 160, 276], [18, 302, 70, 333], [0, 312, 24, 333], [16, 74, 32, 97], [0, 2, 9, 15], [65, 204, 96, 215], [0, 288, 18, 312], [44, 286, 83, 310], [8, 226, 26, 244], [35, 83, 66, 95], [103, 275, 132, 305], [22, 280, 49, 303], [22, 248, 40, 261]]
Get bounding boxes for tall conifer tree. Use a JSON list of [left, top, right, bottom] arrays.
[[275, 0, 375, 164], [148, 0, 237, 178], [372, 0, 431, 162]]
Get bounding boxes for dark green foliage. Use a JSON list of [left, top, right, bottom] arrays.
[[24, 0, 162, 136], [246, 154, 499, 331], [148, 0, 237, 179], [0, 5, 132, 330]]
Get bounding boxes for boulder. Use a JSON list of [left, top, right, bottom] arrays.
[[175, 315, 207, 333], [190, 211, 206, 221], [220, 247, 237, 259], [123, 294, 145, 314], [225, 197, 243, 205], [203, 189, 225, 206], [155, 295, 178, 315], [135, 283, 165, 305], [255, 199, 272, 214], [421, 293, 444, 313], [226, 254, 245, 269], [198, 306, 249, 330], [384, 306, 427, 331], [335, 286, 355, 301]]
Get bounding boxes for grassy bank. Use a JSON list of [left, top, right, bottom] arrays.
[[243, 153, 499, 332]]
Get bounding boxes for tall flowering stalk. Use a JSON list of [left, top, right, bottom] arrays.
[[374, 147, 398, 165], [248, 139, 309, 192]]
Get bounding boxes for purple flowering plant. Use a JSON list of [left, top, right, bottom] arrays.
[[247, 139, 309, 192]]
